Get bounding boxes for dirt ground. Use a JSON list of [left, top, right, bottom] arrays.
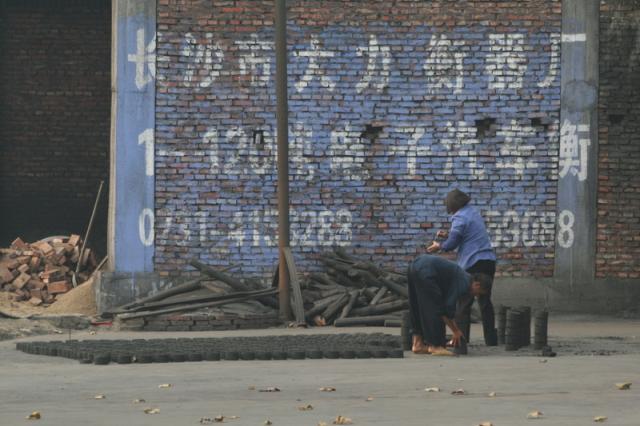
[[0, 317, 63, 341], [1, 316, 639, 426]]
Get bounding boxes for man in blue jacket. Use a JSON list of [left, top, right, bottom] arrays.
[[408, 254, 492, 355], [427, 189, 498, 346]]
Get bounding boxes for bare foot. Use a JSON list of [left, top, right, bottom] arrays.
[[412, 335, 431, 354], [412, 346, 432, 354], [427, 346, 456, 356]]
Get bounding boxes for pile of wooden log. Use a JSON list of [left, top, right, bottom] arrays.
[[301, 248, 409, 327], [111, 251, 408, 330], [0, 236, 98, 306], [110, 259, 279, 320]]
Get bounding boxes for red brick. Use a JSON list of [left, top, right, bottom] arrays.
[[0, 266, 14, 285], [47, 281, 71, 295]]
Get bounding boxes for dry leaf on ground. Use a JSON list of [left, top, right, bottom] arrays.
[[259, 387, 281, 392], [202, 417, 239, 425], [132, 399, 146, 404], [26, 411, 41, 420], [488, 392, 497, 397], [615, 382, 631, 390], [451, 389, 465, 395], [158, 383, 172, 389], [333, 416, 353, 425], [365, 396, 374, 402], [298, 404, 314, 411], [215, 415, 239, 421], [264, 421, 273, 425], [318, 423, 328, 426], [93, 394, 106, 400], [425, 387, 440, 392], [248, 385, 256, 391], [143, 408, 160, 415], [594, 416, 608, 423], [478, 422, 493, 426], [527, 410, 543, 419], [319, 387, 336, 392]]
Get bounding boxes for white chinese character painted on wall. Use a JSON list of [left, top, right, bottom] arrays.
[[559, 119, 590, 181], [294, 35, 336, 93], [181, 32, 224, 88], [128, 28, 156, 90], [290, 122, 317, 181], [424, 34, 465, 94], [236, 34, 273, 87], [329, 125, 369, 180], [393, 128, 428, 177], [356, 34, 391, 93], [439, 121, 485, 178], [495, 120, 539, 175], [486, 33, 527, 90], [538, 33, 560, 88]]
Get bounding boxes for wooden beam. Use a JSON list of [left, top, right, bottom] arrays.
[[283, 247, 306, 324], [117, 288, 278, 320]]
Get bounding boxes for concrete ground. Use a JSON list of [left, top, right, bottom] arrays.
[[1, 315, 639, 426]]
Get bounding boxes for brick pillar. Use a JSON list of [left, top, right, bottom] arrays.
[[554, 0, 599, 287], [109, 0, 156, 272]]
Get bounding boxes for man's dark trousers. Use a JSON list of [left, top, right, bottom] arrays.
[[455, 260, 497, 346], [407, 264, 447, 347]]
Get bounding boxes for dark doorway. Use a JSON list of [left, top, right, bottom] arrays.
[[0, 0, 111, 259]]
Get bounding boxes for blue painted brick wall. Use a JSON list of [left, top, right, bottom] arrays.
[[155, 0, 561, 278]]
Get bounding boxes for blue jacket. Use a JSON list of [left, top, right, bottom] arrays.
[[410, 255, 471, 319], [441, 204, 496, 271]]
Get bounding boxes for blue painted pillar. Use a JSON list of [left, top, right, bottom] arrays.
[[108, 0, 156, 272], [554, 0, 599, 287]]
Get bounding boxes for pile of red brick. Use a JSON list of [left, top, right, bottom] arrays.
[[0, 236, 97, 306]]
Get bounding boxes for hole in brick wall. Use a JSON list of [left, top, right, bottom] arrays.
[[360, 124, 384, 142], [252, 130, 265, 149], [530, 117, 550, 131], [475, 118, 496, 138], [609, 114, 625, 125]]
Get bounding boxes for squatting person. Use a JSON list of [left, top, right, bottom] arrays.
[[427, 189, 498, 346], [408, 254, 492, 355]]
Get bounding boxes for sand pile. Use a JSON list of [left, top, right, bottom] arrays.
[[0, 277, 96, 318], [46, 277, 96, 316], [0, 291, 47, 318]]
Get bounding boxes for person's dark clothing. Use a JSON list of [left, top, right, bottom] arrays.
[[408, 255, 471, 346], [455, 259, 497, 345]]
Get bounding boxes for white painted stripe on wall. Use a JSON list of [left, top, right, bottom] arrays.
[[561, 33, 586, 42]]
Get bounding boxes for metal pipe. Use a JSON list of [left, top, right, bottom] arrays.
[[275, 0, 291, 320], [75, 180, 105, 283]]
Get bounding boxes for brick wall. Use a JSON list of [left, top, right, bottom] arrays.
[[597, 0, 640, 279], [155, 0, 561, 278], [0, 0, 110, 251]]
